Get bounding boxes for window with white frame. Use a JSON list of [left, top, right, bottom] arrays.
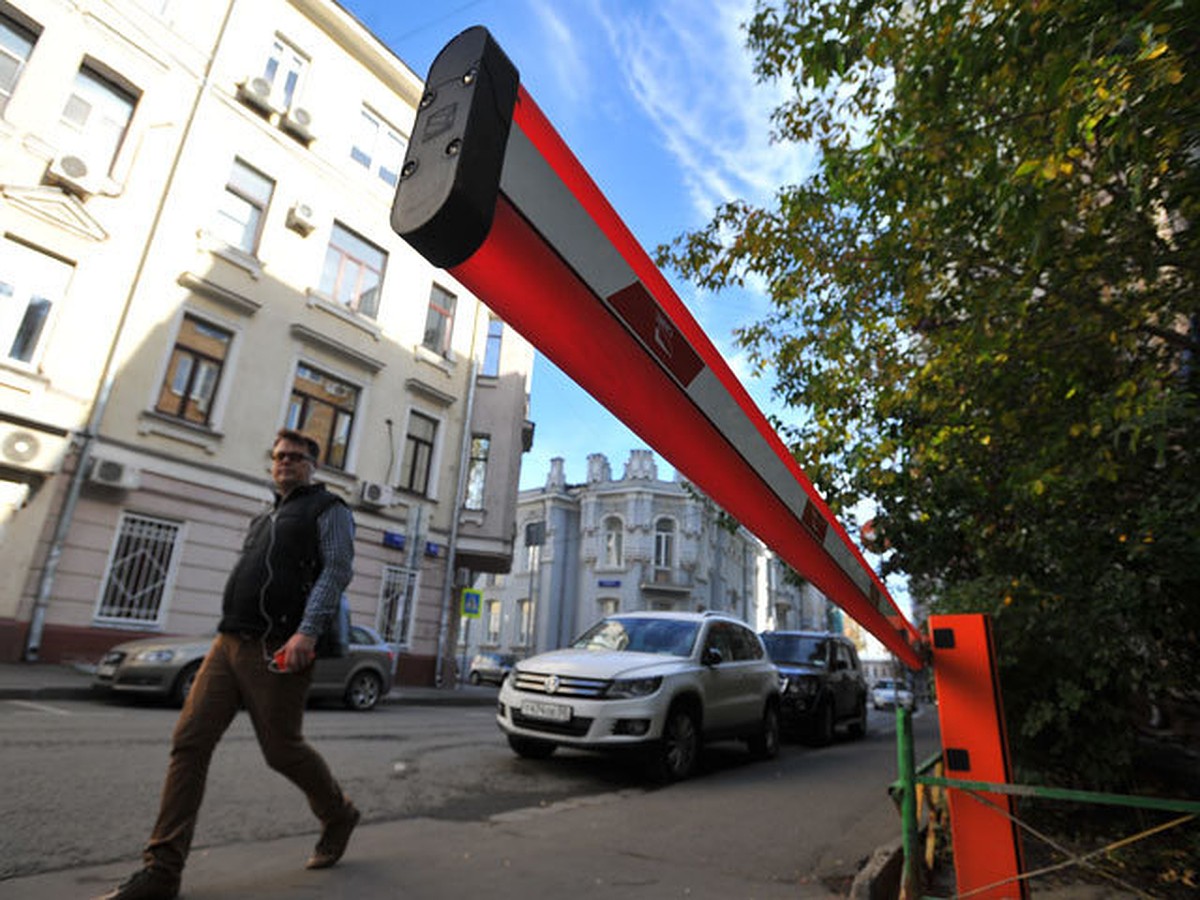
[[155, 314, 232, 426], [464, 434, 489, 510], [212, 158, 273, 255], [481, 316, 503, 377], [350, 106, 407, 187], [603, 515, 623, 568], [319, 222, 386, 318], [59, 64, 137, 176], [485, 599, 501, 644], [0, 11, 38, 118], [261, 35, 306, 111], [422, 284, 455, 356], [378, 564, 417, 645], [1, 236, 73, 365], [399, 411, 437, 495], [95, 513, 182, 625], [654, 517, 675, 571], [517, 598, 532, 645], [286, 363, 359, 469]]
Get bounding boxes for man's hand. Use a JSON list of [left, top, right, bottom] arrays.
[[280, 632, 318, 672]]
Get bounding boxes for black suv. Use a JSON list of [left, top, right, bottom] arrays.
[[759, 631, 868, 744]]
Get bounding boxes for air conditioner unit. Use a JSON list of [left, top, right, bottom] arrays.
[[358, 481, 393, 508], [237, 76, 278, 114], [285, 201, 318, 236], [281, 106, 315, 143], [0, 423, 70, 473], [89, 456, 141, 490], [46, 154, 99, 197]]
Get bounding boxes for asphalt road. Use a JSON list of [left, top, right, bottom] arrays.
[[2, 696, 938, 893]]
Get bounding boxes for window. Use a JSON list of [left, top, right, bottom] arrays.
[[212, 158, 273, 255], [481, 316, 503, 377], [517, 598, 532, 645], [485, 600, 501, 644], [155, 314, 232, 426], [422, 284, 456, 356], [1, 237, 72, 364], [399, 411, 437, 494], [654, 518, 675, 571], [464, 435, 489, 510], [599, 597, 619, 618], [603, 516, 623, 567], [262, 36, 306, 111], [319, 222, 386, 318], [60, 64, 136, 175], [0, 12, 37, 118], [96, 513, 182, 625], [286, 363, 359, 469], [350, 106, 407, 187], [378, 564, 417, 646]]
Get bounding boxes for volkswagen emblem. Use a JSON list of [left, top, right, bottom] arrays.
[[544, 674, 560, 694]]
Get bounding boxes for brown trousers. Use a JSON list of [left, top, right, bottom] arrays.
[[143, 633, 345, 875]]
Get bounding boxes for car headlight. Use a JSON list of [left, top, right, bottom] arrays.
[[134, 649, 178, 663], [604, 676, 662, 699]]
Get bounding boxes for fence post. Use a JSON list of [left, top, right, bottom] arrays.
[[897, 704, 921, 898]]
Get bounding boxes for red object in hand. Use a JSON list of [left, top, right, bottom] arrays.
[[273, 649, 288, 672]]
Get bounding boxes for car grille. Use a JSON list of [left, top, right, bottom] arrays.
[[512, 670, 610, 698], [510, 710, 593, 737]]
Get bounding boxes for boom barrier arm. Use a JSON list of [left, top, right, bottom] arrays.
[[391, 27, 925, 669]]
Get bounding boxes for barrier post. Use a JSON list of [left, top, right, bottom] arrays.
[[897, 704, 921, 898]]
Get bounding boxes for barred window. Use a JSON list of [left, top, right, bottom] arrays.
[[378, 564, 417, 646], [95, 513, 182, 625]]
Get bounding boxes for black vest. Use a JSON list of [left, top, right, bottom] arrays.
[[219, 484, 343, 643]]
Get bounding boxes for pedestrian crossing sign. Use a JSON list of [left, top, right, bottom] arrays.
[[460, 588, 482, 619]]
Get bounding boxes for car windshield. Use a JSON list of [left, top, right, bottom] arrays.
[[760, 634, 826, 667], [571, 617, 699, 657]]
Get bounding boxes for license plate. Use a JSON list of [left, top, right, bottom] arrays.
[[521, 700, 571, 722]]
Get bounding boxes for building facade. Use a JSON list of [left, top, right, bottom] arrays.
[[0, 0, 534, 683], [458, 451, 833, 669]]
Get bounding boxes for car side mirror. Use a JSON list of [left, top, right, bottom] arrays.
[[702, 647, 723, 666]]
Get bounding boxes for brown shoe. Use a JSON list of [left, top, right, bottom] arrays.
[[95, 866, 179, 900], [306, 802, 361, 869]]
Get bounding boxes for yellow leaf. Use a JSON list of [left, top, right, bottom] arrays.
[[1145, 43, 1167, 60]]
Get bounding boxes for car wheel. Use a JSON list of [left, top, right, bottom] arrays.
[[343, 670, 383, 711], [172, 662, 201, 707], [847, 696, 868, 740], [649, 704, 700, 782], [747, 702, 781, 760], [806, 699, 835, 747], [507, 734, 556, 759], [469, 671, 482, 685]]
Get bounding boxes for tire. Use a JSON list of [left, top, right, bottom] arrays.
[[469, 671, 482, 685], [747, 702, 781, 760], [507, 734, 556, 759], [846, 696, 868, 740], [806, 699, 835, 747], [172, 662, 200, 707], [343, 670, 383, 711], [648, 704, 700, 782]]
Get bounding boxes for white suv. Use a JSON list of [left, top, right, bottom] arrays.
[[496, 611, 782, 781]]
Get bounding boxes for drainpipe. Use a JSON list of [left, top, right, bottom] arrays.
[[24, 0, 239, 660]]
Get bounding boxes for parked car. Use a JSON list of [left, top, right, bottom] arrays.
[[468, 652, 517, 686], [759, 630, 868, 745], [93, 624, 395, 711], [871, 678, 916, 711], [496, 611, 781, 782]]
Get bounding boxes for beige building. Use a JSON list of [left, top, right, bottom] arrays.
[[0, 0, 535, 684]]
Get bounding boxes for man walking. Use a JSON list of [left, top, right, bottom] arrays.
[[99, 429, 360, 900]]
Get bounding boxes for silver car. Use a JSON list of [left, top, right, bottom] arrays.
[[93, 624, 395, 711]]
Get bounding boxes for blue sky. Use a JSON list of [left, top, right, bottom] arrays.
[[341, 0, 813, 490]]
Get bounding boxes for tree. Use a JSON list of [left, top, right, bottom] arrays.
[[659, 0, 1199, 787]]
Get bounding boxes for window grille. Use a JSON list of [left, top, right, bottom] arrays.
[[96, 513, 182, 625], [379, 564, 417, 645]]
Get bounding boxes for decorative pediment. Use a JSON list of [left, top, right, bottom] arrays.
[[1, 186, 108, 241], [289, 323, 385, 373]]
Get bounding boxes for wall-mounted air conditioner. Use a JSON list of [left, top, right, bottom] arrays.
[[46, 154, 100, 197], [0, 423, 70, 473], [358, 481, 393, 508], [237, 76, 278, 115], [286, 201, 318, 236], [89, 455, 141, 490], [281, 106, 315, 144]]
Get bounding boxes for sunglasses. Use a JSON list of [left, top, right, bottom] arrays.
[[271, 451, 312, 463]]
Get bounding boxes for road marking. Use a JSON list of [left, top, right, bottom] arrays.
[[489, 789, 643, 823], [5, 699, 74, 715]]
